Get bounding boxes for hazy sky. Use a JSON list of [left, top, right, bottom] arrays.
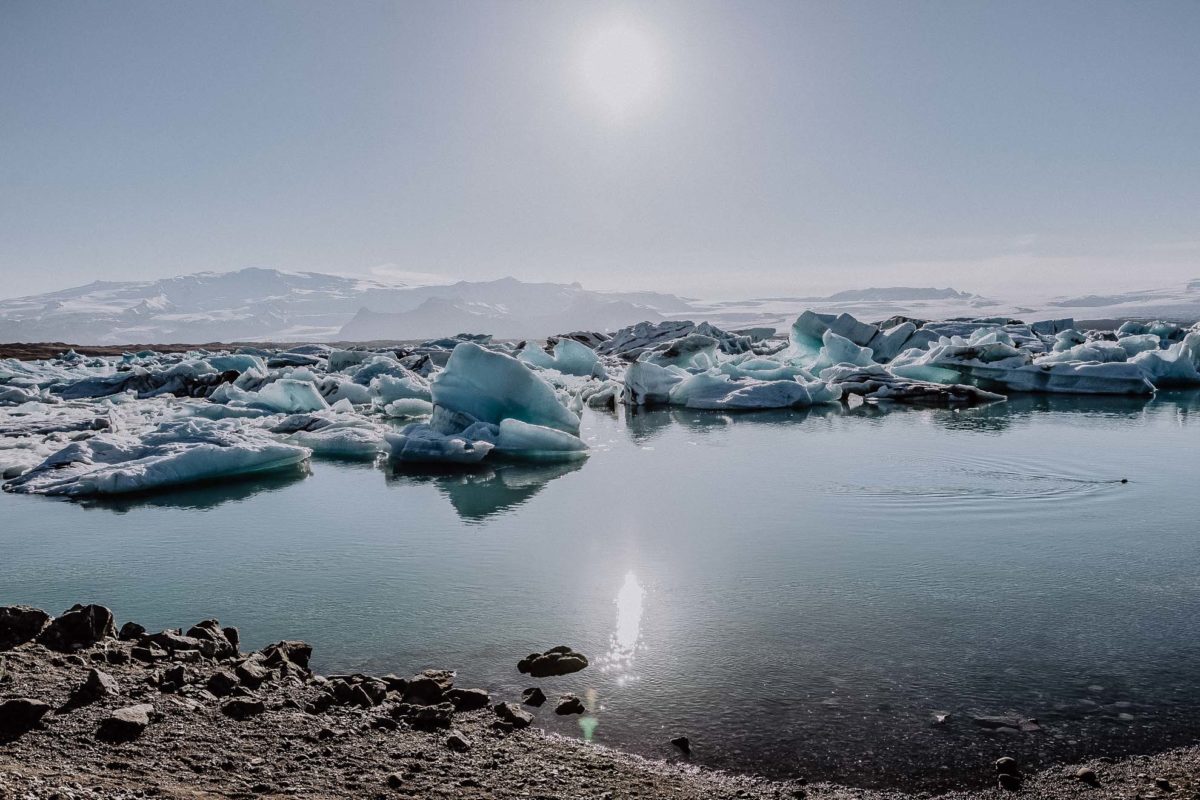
[[2, 0, 1198, 300]]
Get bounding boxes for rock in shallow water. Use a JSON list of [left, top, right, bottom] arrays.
[[493, 702, 532, 729], [517, 646, 589, 678]]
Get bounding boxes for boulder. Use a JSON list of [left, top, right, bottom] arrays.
[[447, 688, 490, 712], [96, 704, 154, 742], [402, 670, 455, 706], [221, 698, 266, 720], [493, 702, 532, 729], [517, 646, 588, 678], [117, 621, 145, 641], [206, 670, 239, 697], [236, 658, 270, 688], [37, 604, 116, 652], [257, 640, 312, 670], [555, 694, 586, 715], [185, 619, 238, 658], [521, 687, 546, 707], [446, 729, 472, 752], [0, 698, 51, 739], [0, 605, 50, 650], [71, 668, 120, 705], [392, 702, 454, 730], [670, 736, 691, 754]]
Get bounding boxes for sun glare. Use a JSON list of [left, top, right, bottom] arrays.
[[578, 19, 660, 122]]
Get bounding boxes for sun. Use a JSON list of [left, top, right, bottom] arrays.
[[577, 18, 661, 122]]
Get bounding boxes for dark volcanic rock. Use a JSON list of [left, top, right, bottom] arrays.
[[257, 640, 312, 670], [221, 698, 266, 720], [393, 702, 454, 730], [447, 688, 490, 712], [555, 693, 586, 715], [521, 687, 547, 707], [402, 672, 453, 706], [671, 736, 691, 754], [0, 698, 51, 739], [236, 658, 270, 688], [446, 729, 472, 752], [493, 702, 532, 729], [517, 646, 588, 678], [117, 621, 145, 641], [206, 670, 239, 697], [997, 773, 1021, 792], [0, 605, 50, 650], [71, 668, 121, 706], [96, 704, 154, 742], [186, 619, 238, 658], [37, 604, 116, 652], [1076, 767, 1099, 785]]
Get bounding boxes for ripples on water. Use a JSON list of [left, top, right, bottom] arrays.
[[2, 390, 1199, 789]]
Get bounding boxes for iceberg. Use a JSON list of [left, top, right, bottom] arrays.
[[623, 361, 685, 406], [668, 371, 841, 410], [384, 423, 494, 465], [493, 419, 589, 461], [431, 343, 581, 435], [252, 379, 330, 413], [3, 418, 311, 497]]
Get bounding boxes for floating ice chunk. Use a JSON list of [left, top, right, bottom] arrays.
[[820, 364, 1005, 406], [1036, 341, 1130, 364], [286, 419, 385, 458], [808, 330, 875, 373], [641, 335, 719, 370], [623, 361, 686, 406], [2, 418, 311, 497], [324, 378, 372, 406], [1117, 334, 1161, 356], [578, 379, 622, 409], [1132, 332, 1200, 388], [866, 322, 916, 363], [668, 370, 840, 410], [253, 379, 330, 413], [382, 398, 435, 418], [493, 419, 588, 461], [789, 311, 837, 355], [384, 423, 494, 464], [828, 313, 878, 347], [208, 354, 265, 374], [1051, 330, 1088, 352], [892, 341, 1155, 395], [596, 320, 697, 357], [550, 339, 605, 378], [370, 373, 433, 404], [719, 357, 812, 383], [431, 343, 580, 435], [518, 339, 606, 378]]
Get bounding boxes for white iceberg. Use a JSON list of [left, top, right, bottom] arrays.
[[3, 418, 311, 497], [493, 419, 589, 461]]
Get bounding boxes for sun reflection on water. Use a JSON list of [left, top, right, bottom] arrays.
[[605, 570, 644, 679]]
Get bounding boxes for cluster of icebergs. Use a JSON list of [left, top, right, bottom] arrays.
[[1, 310, 1197, 496]]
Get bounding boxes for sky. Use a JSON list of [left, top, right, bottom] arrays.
[[1, 0, 1198, 301]]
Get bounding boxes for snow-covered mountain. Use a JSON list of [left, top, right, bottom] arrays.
[[0, 269, 694, 344], [2, 268, 1197, 344]]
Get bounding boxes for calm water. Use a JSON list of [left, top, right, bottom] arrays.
[[3, 392, 1200, 788]]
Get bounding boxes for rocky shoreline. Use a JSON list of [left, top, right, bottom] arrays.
[[2, 604, 1198, 800]]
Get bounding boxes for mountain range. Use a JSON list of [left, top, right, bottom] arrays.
[[1, 268, 1197, 344]]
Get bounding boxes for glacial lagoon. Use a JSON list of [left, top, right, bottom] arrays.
[[3, 391, 1199, 788]]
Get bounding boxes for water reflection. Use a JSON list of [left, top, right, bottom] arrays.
[[604, 571, 644, 680], [382, 460, 584, 522]]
